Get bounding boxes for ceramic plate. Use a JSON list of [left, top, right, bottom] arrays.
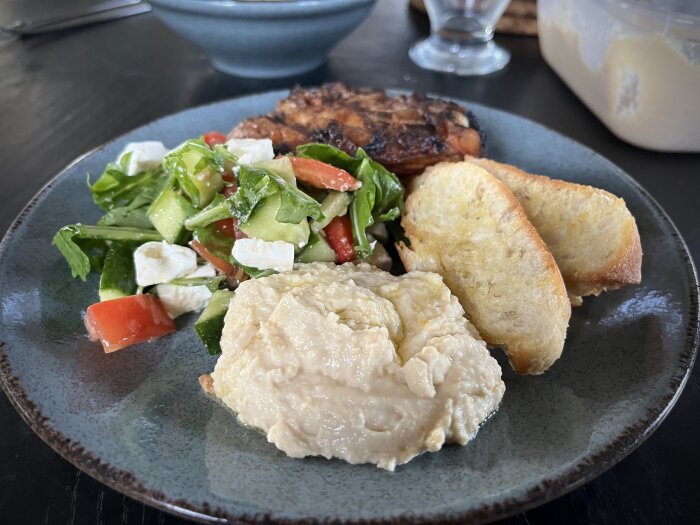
[[0, 91, 697, 524]]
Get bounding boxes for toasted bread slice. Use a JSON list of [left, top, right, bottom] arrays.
[[464, 157, 642, 304], [398, 162, 571, 375]]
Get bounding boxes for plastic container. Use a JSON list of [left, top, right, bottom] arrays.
[[538, 0, 700, 152]]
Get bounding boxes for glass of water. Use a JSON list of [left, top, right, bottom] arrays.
[[410, 0, 512, 75]]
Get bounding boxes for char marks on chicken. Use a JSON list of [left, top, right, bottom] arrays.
[[229, 83, 484, 178]]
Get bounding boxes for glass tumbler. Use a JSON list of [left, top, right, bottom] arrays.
[[410, 0, 512, 75]]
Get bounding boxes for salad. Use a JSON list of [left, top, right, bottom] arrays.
[[53, 131, 405, 355]]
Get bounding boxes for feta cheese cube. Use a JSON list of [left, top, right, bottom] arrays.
[[225, 138, 274, 165], [232, 238, 294, 273], [188, 263, 217, 278], [153, 263, 217, 318], [155, 283, 212, 319], [133, 241, 198, 287], [117, 141, 169, 176]]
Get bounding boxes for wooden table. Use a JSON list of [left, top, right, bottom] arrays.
[[1, 1, 698, 523]]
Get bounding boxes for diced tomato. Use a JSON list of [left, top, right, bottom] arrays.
[[190, 239, 238, 275], [214, 218, 247, 240], [222, 174, 236, 184], [215, 218, 236, 238], [85, 295, 175, 353], [289, 157, 361, 192], [222, 184, 238, 197], [324, 216, 356, 263], [203, 131, 227, 147]]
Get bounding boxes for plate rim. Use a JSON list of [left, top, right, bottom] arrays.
[[0, 89, 698, 525]]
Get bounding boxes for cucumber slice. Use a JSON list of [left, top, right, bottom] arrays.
[[310, 191, 353, 233], [195, 289, 234, 355], [253, 157, 296, 187], [148, 187, 197, 244], [181, 150, 224, 208], [239, 194, 310, 249], [296, 232, 337, 263], [99, 245, 136, 301]]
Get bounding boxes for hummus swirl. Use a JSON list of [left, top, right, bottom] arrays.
[[212, 263, 505, 470]]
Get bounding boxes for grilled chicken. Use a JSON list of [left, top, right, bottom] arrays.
[[229, 83, 484, 178]]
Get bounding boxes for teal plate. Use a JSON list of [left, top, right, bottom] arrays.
[[0, 91, 698, 524]]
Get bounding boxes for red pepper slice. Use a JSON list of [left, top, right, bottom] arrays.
[[290, 157, 361, 192]]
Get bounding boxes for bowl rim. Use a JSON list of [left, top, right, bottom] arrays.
[[150, 0, 376, 14]]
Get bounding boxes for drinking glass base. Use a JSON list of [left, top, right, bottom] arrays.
[[409, 37, 510, 76]]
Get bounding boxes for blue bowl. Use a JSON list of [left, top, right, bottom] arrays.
[[150, 0, 377, 78]]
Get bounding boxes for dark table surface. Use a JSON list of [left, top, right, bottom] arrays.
[[1, 1, 699, 523]]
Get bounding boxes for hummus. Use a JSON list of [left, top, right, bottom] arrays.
[[211, 263, 505, 470]]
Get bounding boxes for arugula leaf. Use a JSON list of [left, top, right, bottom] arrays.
[[230, 166, 279, 223], [270, 175, 323, 224], [88, 163, 165, 212], [96, 177, 166, 228], [52, 226, 91, 280], [243, 267, 277, 279], [357, 149, 403, 222], [349, 159, 377, 258], [65, 225, 164, 242], [230, 256, 277, 279], [168, 274, 226, 292], [79, 239, 110, 273], [184, 194, 232, 231], [52, 225, 162, 281], [98, 206, 153, 229], [295, 143, 360, 173], [343, 151, 404, 258]]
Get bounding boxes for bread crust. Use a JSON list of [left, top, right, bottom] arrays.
[[399, 161, 571, 375], [464, 157, 642, 303]]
